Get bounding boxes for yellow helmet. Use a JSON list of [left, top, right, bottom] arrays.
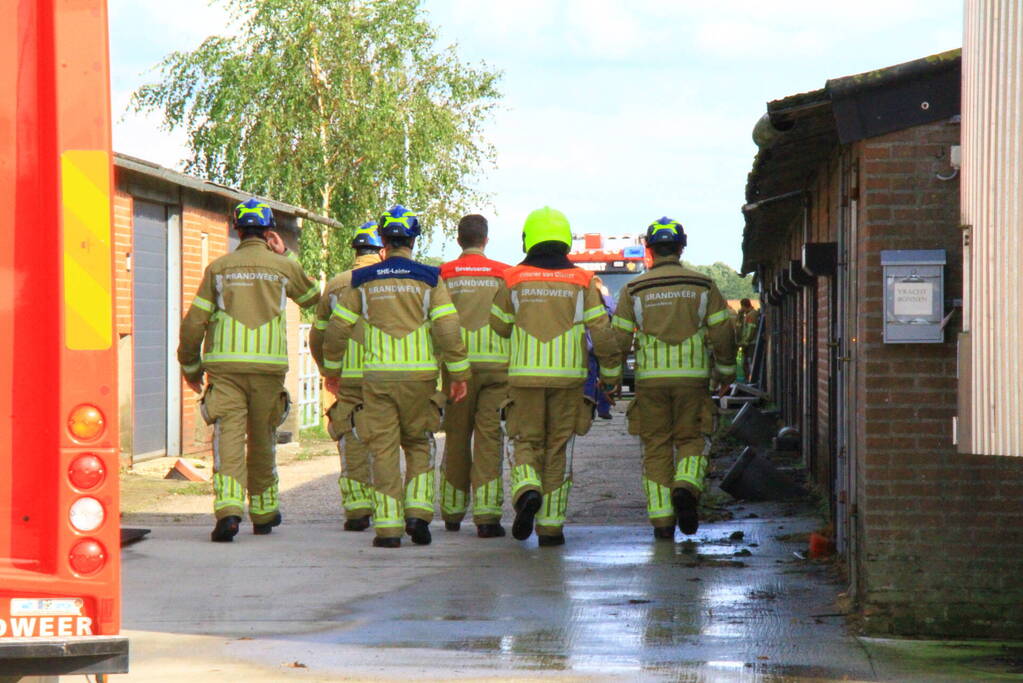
[[522, 206, 571, 253]]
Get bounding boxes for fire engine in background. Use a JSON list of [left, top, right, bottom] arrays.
[[1, 0, 129, 677], [568, 233, 649, 392]]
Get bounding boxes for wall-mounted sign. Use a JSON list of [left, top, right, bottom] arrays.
[[881, 250, 946, 343]]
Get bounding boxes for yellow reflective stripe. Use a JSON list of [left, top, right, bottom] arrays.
[[313, 319, 328, 330], [473, 478, 503, 516], [213, 473, 245, 510], [490, 304, 514, 323], [716, 364, 736, 374], [510, 464, 541, 495], [430, 303, 457, 321], [582, 305, 606, 322], [249, 483, 280, 515], [536, 480, 572, 526], [674, 456, 708, 492], [707, 309, 729, 326], [441, 479, 469, 516], [445, 358, 470, 373], [636, 367, 708, 379], [61, 150, 113, 351], [611, 315, 635, 332], [324, 358, 342, 370], [509, 367, 587, 378], [643, 478, 674, 518], [332, 304, 359, 324], [404, 471, 435, 511], [192, 296, 215, 312], [204, 355, 287, 365], [599, 364, 621, 379], [338, 476, 374, 512], [296, 284, 319, 305], [373, 491, 405, 527]]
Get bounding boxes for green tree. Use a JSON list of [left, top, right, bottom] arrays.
[[131, 0, 500, 276], [683, 261, 758, 300]]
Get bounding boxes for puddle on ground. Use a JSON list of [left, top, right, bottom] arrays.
[[229, 521, 880, 679]]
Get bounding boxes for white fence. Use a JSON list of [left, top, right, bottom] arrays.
[[296, 323, 321, 430]]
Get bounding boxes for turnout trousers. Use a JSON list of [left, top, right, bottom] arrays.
[[360, 379, 442, 539], [627, 383, 715, 529], [201, 372, 290, 524], [505, 385, 593, 538], [326, 383, 375, 520], [440, 368, 507, 525]]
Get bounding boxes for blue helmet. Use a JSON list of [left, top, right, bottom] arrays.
[[645, 216, 687, 249], [351, 221, 383, 250], [234, 198, 275, 228], [377, 205, 421, 239]]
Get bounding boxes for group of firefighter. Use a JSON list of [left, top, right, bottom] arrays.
[[178, 199, 759, 548]]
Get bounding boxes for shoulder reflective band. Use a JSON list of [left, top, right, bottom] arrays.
[[429, 302, 457, 321], [490, 303, 514, 323], [61, 150, 113, 350], [583, 305, 606, 323], [296, 284, 319, 305], [612, 315, 635, 332], [332, 304, 359, 324]]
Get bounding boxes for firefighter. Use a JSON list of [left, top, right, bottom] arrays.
[[489, 206, 621, 546], [308, 222, 383, 532], [736, 298, 759, 380], [322, 206, 470, 549], [612, 217, 736, 540], [438, 214, 511, 538], [179, 199, 320, 542]]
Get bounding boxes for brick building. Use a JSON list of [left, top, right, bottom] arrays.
[[740, 50, 1023, 637], [113, 153, 336, 463]]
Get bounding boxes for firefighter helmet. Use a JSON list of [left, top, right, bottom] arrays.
[[350, 221, 383, 250], [377, 205, 421, 239], [522, 206, 571, 252], [234, 198, 275, 229], [645, 216, 686, 248]]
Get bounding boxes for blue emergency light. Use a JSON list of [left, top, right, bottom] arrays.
[[623, 245, 645, 259]]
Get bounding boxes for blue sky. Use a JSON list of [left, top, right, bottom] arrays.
[[110, 0, 962, 268]]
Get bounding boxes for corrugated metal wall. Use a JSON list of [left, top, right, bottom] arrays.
[[961, 0, 1023, 455]]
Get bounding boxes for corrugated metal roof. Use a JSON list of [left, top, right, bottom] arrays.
[[113, 153, 343, 230]]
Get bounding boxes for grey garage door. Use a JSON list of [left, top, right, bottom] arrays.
[[133, 201, 168, 459]]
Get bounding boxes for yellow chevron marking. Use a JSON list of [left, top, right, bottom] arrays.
[[61, 150, 113, 350]]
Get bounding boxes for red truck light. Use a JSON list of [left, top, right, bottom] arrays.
[[68, 455, 106, 490], [68, 539, 107, 576], [68, 405, 106, 441]]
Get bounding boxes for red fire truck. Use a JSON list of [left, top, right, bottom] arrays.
[[1, 0, 128, 676], [568, 232, 648, 392]]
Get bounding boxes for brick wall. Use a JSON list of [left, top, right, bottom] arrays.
[[853, 121, 1023, 637], [180, 205, 230, 456]]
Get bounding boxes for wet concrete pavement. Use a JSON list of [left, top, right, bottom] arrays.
[[123, 512, 884, 681], [120, 408, 1021, 681]]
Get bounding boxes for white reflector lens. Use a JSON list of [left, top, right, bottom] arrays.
[[69, 497, 104, 532]]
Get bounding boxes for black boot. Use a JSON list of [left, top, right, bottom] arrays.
[[343, 514, 371, 532], [211, 515, 240, 543], [653, 526, 675, 541], [537, 533, 565, 547], [406, 518, 432, 545], [477, 523, 506, 538], [373, 536, 401, 548], [512, 490, 542, 541], [445, 521, 461, 532], [253, 511, 283, 535], [672, 488, 700, 535]]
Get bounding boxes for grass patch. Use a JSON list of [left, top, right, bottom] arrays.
[[171, 482, 214, 496], [300, 424, 331, 441]]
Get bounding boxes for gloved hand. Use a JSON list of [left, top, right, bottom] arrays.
[[323, 376, 340, 396]]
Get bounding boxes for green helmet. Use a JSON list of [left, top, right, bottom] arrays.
[[522, 206, 571, 253]]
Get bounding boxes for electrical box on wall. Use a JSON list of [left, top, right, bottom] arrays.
[[881, 250, 946, 343]]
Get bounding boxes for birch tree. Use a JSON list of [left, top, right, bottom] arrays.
[[132, 0, 500, 275]]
